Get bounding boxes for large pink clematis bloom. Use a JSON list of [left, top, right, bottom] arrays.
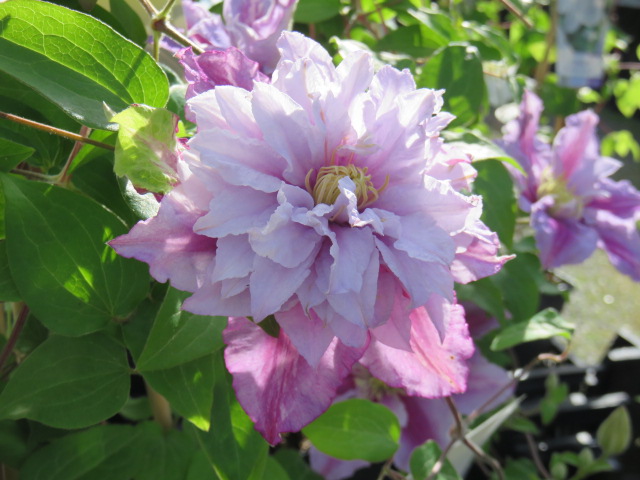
[[170, 0, 298, 74], [497, 91, 640, 279], [111, 32, 510, 442]]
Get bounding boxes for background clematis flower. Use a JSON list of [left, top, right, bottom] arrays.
[[309, 304, 513, 479], [110, 32, 510, 442], [166, 0, 298, 74], [497, 91, 640, 279]]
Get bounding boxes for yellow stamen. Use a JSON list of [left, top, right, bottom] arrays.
[[306, 164, 389, 210], [537, 168, 583, 217]]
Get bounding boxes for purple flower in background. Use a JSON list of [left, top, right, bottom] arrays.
[[170, 0, 298, 74], [111, 32, 510, 442], [498, 91, 640, 279], [309, 304, 513, 478]]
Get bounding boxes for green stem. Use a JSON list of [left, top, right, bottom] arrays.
[[157, 0, 179, 20], [498, 0, 533, 28], [0, 112, 115, 151], [0, 304, 28, 375]]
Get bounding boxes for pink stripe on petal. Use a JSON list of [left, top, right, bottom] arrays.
[[223, 317, 365, 444]]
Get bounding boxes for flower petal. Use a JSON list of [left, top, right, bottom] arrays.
[[361, 302, 474, 398], [223, 316, 365, 444]]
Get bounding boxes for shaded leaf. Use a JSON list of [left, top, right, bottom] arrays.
[[137, 287, 227, 371], [187, 353, 269, 480], [1, 173, 149, 336], [410, 440, 461, 480], [0, 333, 130, 428], [20, 423, 157, 480], [143, 355, 215, 431]]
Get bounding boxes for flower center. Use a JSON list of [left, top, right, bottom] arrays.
[[305, 165, 389, 210], [537, 168, 584, 218]]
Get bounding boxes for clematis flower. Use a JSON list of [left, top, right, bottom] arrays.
[[309, 304, 513, 478], [167, 0, 298, 74], [497, 91, 640, 279], [110, 32, 510, 442]]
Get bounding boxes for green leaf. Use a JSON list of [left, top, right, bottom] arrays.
[[143, 355, 215, 431], [1, 173, 149, 336], [473, 159, 517, 249], [0, 137, 34, 172], [188, 353, 268, 480], [410, 440, 461, 480], [137, 287, 227, 371], [273, 449, 323, 480], [491, 252, 541, 322], [71, 153, 140, 226], [614, 73, 640, 118], [455, 277, 505, 324], [19, 423, 157, 480], [377, 25, 446, 57], [136, 428, 197, 480], [597, 406, 632, 456], [0, 333, 130, 428], [416, 43, 487, 126], [0, 0, 168, 130], [601, 130, 640, 162], [294, 0, 341, 23], [303, 399, 400, 462], [504, 415, 540, 435], [442, 130, 525, 173], [112, 105, 180, 193], [539, 373, 568, 425], [119, 396, 152, 422], [0, 240, 20, 301], [490, 308, 574, 351], [261, 457, 290, 480], [0, 419, 29, 467]]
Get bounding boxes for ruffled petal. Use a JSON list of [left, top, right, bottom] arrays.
[[531, 198, 598, 269], [361, 302, 474, 398], [223, 316, 365, 444]]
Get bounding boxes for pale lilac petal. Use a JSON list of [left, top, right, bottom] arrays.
[[191, 128, 285, 192], [177, 47, 267, 104], [223, 316, 365, 444], [193, 186, 275, 237], [531, 198, 598, 269], [496, 90, 551, 182], [376, 237, 454, 305], [183, 277, 252, 316], [593, 210, 640, 281], [394, 397, 452, 470], [587, 178, 640, 220], [109, 169, 215, 293], [552, 110, 608, 191], [249, 200, 322, 268], [249, 255, 312, 320], [361, 302, 474, 398], [451, 222, 514, 284], [276, 303, 336, 368], [251, 82, 325, 185], [370, 290, 412, 351], [211, 234, 254, 282]]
